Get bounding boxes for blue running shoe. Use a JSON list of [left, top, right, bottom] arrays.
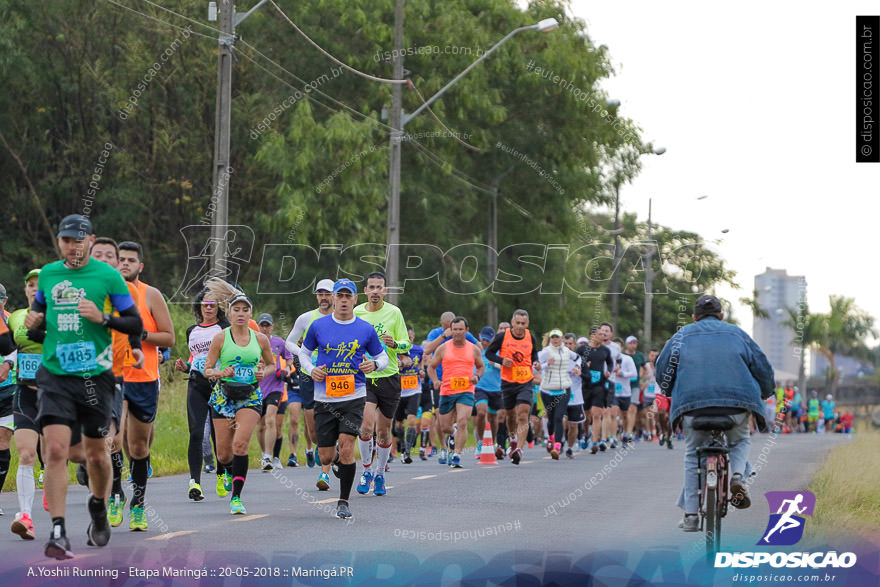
[[373, 475, 386, 496], [579, 436, 588, 450], [590, 442, 599, 454], [316, 472, 330, 491], [451, 454, 462, 468], [356, 470, 373, 494], [306, 450, 315, 468], [599, 440, 607, 452], [438, 448, 447, 465]]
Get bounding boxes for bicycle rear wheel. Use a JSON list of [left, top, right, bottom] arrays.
[[705, 486, 718, 558]]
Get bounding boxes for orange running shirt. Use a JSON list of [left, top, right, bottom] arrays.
[[499, 328, 534, 383], [439, 340, 476, 396]]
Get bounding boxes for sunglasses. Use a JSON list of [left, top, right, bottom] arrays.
[[201, 301, 217, 308]]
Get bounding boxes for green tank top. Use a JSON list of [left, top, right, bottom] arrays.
[[219, 328, 261, 384], [808, 398, 820, 417]]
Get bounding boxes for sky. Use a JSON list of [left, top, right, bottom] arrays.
[[555, 1, 879, 338]]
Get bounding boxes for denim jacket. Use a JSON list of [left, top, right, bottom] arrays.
[[655, 317, 775, 427]]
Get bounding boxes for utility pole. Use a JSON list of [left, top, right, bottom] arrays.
[[610, 180, 621, 324], [211, 0, 235, 277], [644, 198, 654, 347], [487, 183, 498, 328], [385, 0, 405, 303]]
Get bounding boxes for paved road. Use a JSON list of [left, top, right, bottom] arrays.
[[0, 433, 857, 584]]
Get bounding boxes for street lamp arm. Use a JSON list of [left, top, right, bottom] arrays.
[[403, 25, 538, 125]]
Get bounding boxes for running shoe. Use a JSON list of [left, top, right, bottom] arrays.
[[528, 440, 535, 449], [599, 440, 607, 452], [429, 446, 437, 457], [495, 445, 505, 460], [188, 480, 204, 502], [566, 448, 574, 460], [272, 457, 283, 470], [511, 448, 522, 465], [610, 437, 618, 449], [108, 494, 123, 527], [659, 434, 666, 446], [216, 473, 230, 498], [37, 468, 44, 489], [446, 434, 455, 452], [203, 464, 216, 474], [419, 448, 427, 461], [306, 450, 315, 468], [356, 470, 373, 494], [230, 496, 246, 515], [475, 444, 482, 460], [590, 442, 599, 455], [11, 512, 35, 540], [373, 475, 387, 496], [667, 439, 674, 450], [550, 443, 560, 460], [403, 450, 413, 464], [316, 472, 330, 491], [287, 454, 298, 467], [438, 448, 447, 465], [450, 454, 462, 469], [76, 463, 89, 487], [44, 527, 73, 560], [86, 495, 111, 547], [315, 450, 322, 467], [579, 436, 588, 450], [129, 506, 148, 531], [679, 514, 699, 532], [336, 501, 352, 519], [261, 457, 273, 471]]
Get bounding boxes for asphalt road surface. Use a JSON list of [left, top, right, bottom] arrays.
[[0, 432, 855, 585]]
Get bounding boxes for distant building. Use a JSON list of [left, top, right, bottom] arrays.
[[753, 268, 806, 382]]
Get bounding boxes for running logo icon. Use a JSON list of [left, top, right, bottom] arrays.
[[758, 491, 816, 546]]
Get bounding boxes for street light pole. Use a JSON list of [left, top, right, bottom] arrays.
[[384, 17, 559, 299]]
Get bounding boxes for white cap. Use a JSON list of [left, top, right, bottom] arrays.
[[625, 335, 638, 344], [315, 279, 335, 293], [576, 337, 588, 345]]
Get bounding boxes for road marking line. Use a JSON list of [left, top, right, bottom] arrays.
[[146, 531, 198, 541], [230, 514, 268, 522], [412, 475, 437, 480]]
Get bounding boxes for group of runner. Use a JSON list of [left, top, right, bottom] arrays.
[[0, 213, 681, 560]]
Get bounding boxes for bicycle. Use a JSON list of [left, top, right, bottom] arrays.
[[692, 414, 735, 558]]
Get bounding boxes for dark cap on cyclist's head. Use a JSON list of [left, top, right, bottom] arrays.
[[694, 294, 722, 317]]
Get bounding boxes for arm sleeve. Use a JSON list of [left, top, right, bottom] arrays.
[[26, 297, 48, 345], [485, 333, 505, 364], [537, 348, 549, 370], [285, 312, 311, 355], [297, 323, 319, 375], [372, 349, 390, 372], [623, 357, 638, 379], [604, 349, 614, 373], [107, 304, 143, 337], [0, 333, 13, 356], [530, 333, 540, 363]]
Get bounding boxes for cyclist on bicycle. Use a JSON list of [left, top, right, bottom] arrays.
[[655, 295, 775, 532]]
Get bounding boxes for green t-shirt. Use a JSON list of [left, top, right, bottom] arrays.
[[353, 301, 410, 378], [627, 351, 646, 390], [37, 259, 134, 377]]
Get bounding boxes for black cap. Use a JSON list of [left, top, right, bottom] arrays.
[[57, 214, 93, 240], [694, 294, 722, 315]]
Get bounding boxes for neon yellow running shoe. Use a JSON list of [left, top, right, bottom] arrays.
[[230, 496, 246, 515], [129, 506, 148, 531], [108, 495, 123, 527], [216, 473, 230, 498]]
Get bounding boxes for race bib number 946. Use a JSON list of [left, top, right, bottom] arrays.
[[326, 374, 355, 397]]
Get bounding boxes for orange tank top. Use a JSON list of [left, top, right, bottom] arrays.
[[123, 280, 159, 382], [440, 340, 476, 396], [499, 328, 534, 383], [112, 281, 139, 378]]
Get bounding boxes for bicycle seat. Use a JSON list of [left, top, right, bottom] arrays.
[[691, 415, 737, 431]]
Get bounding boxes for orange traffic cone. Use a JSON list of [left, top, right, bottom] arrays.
[[478, 422, 498, 465]]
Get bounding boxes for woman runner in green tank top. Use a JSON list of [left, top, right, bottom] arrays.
[[203, 285, 273, 516]]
